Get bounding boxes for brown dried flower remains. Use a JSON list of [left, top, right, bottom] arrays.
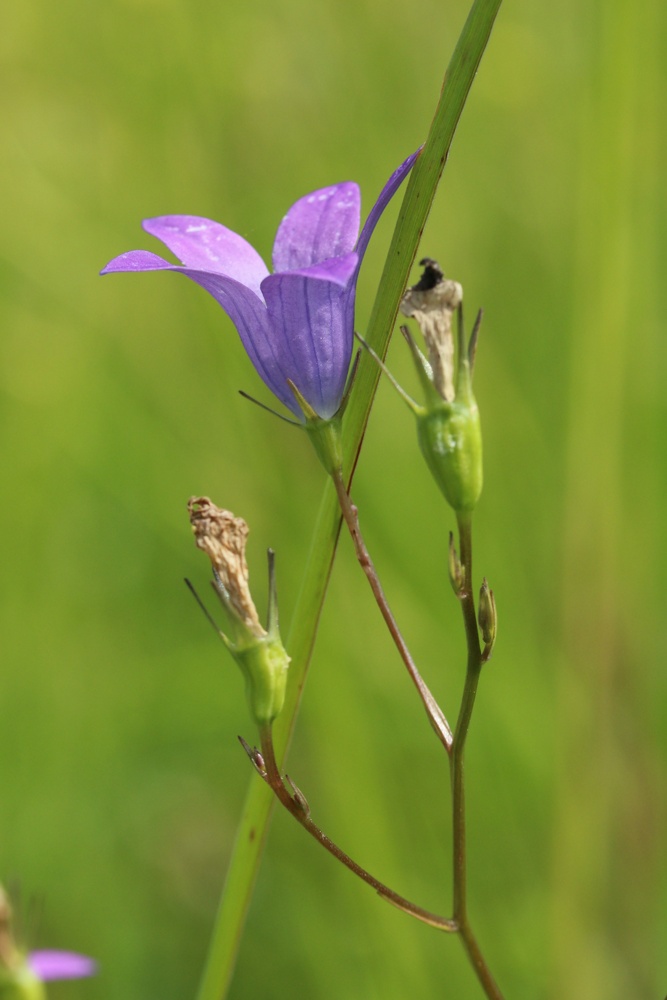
[[400, 259, 463, 402], [188, 497, 266, 638]]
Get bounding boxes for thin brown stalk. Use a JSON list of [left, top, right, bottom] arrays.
[[249, 727, 457, 933], [449, 512, 505, 1000], [331, 468, 453, 751]]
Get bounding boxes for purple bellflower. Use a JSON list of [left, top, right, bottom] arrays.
[[101, 152, 418, 421]]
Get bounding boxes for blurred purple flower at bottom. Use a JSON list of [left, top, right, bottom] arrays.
[[28, 952, 96, 982], [101, 151, 418, 421], [0, 886, 96, 999]]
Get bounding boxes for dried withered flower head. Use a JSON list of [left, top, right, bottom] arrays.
[[400, 257, 463, 402], [188, 497, 266, 638]]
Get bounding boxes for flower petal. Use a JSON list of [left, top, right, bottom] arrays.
[[339, 149, 420, 342], [29, 951, 97, 981], [261, 252, 358, 419], [100, 249, 175, 274], [272, 183, 360, 273], [355, 149, 420, 263], [279, 254, 359, 287], [142, 216, 269, 297]]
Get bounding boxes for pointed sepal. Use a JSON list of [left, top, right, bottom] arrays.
[[448, 532, 466, 597], [355, 331, 423, 414], [478, 577, 497, 661]]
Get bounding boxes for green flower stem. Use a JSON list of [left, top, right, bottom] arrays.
[[196, 2, 502, 998], [450, 513, 504, 1000], [331, 466, 453, 749], [253, 726, 457, 932]]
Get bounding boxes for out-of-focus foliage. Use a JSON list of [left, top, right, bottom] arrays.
[[1, 0, 666, 998]]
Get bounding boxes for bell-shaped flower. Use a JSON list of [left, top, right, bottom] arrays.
[[101, 152, 418, 421]]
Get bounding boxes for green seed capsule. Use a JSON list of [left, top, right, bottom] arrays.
[[232, 635, 290, 727], [417, 396, 483, 514]]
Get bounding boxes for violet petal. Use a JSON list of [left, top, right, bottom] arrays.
[[100, 249, 175, 274], [261, 252, 358, 419], [142, 216, 269, 297], [29, 951, 97, 981], [272, 253, 359, 287], [272, 183, 360, 274], [354, 149, 421, 263], [342, 149, 420, 338]]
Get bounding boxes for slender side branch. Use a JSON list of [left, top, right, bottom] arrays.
[[249, 727, 457, 933], [331, 468, 453, 752], [449, 512, 505, 1000]]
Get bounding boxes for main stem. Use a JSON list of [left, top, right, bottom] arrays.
[[331, 467, 453, 750], [450, 513, 504, 1000]]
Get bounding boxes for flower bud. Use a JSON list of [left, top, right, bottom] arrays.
[[189, 498, 290, 726], [478, 577, 497, 659]]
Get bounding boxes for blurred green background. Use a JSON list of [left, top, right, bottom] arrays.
[[1, 0, 666, 997]]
